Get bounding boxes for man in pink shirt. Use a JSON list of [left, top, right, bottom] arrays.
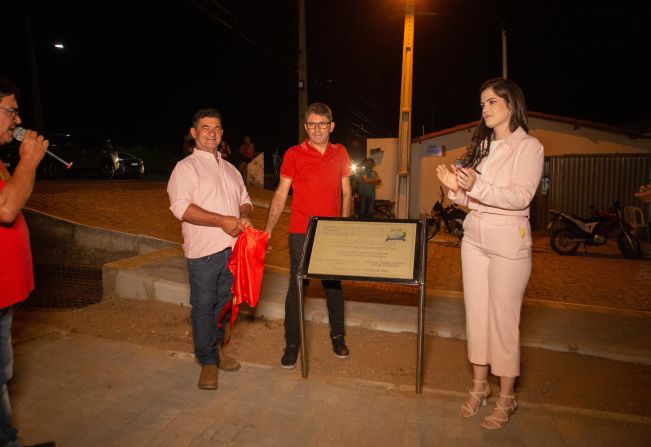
[[264, 103, 353, 369], [167, 108, 253, 390]]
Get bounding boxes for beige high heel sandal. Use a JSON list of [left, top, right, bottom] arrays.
[[460, 379, 491, 417], [480, 393, 517, 429]]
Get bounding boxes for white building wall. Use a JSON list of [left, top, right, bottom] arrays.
[[528, 117, 651, 155], [247, 153, 264, 188], [411, 120, 651, 218]]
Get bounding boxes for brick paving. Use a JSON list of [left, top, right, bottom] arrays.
[[13, 333, 651, 446], [297, 236, 651, 313], [425, 238, 651, 313], [27, 180, 651, 313]]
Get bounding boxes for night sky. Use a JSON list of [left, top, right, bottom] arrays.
[[5, 0, 650, 162]]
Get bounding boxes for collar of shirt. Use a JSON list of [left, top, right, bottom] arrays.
[[192, 147, 224, 162], [501, 127, 528, 150], [301, 138, 335, 155]]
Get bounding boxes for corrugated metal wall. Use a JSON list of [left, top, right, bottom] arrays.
[[530, 153, 651, 231]]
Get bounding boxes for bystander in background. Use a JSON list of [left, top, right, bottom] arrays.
[[357, 158, 381, 218], [635, 184, 651, 203], [219, 140, 232, 162], [272, 149, 282, 177], [238, 135, 255, 184]]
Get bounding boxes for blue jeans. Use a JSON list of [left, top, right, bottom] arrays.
[[285, 233, 345, 345], [0, 307, 19, 446], [187, 249, 234, 366]]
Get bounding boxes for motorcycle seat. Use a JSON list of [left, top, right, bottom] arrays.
[[570, 214, 598, 223]]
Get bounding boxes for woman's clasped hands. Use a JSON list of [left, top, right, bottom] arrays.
[[436, 163, 478, 193]]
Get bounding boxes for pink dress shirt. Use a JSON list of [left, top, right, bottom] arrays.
[[167, 149, 252, 259], [450, 127, 544, 216]]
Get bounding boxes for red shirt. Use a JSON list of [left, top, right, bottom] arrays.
[[280, 139, 352, 233], [239, 142, 255, 160], [0, 161, 35, 308]]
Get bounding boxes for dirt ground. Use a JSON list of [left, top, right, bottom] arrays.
[[17, 179, 651, 418]]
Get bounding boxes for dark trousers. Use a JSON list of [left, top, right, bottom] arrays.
[[358, 194, 375, 218], [285, 233, 345, 345]]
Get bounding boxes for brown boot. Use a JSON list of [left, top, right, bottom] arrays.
[[219, 350, 241, 372], [198, 364, 218, 390]]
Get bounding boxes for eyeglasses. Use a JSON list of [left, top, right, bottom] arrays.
[[305, 121, 331, 129], [200, 125, 224, 134], [0, 106, 19, 119]]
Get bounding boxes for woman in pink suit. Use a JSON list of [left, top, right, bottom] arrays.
[[436, 78, 544, 430]]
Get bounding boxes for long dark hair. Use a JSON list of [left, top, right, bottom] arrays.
[[462, 78, 529, 169]]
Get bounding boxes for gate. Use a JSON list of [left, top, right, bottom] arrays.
[[529, 153, 651, 231]]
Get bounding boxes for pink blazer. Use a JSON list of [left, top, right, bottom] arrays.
[[450, 127, 544, 217]]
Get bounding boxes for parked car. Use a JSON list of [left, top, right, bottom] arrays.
[[115, 151, 145, 177], [1, 133, 145, 179], [42, 133, 118, 179]]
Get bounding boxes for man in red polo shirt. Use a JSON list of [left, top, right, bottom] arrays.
[[264, 103, 353, 369], [0, 77, 53, 447]]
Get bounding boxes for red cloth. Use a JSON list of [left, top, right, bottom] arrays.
[[0, 162, 34, 309], [221, 227, 269, 342], [280, 139, 353, 233]]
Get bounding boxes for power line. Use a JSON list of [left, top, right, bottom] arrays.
[[186, 0, 296, 71]]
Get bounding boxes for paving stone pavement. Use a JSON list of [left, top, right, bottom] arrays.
[[11, 332, 651, 447]]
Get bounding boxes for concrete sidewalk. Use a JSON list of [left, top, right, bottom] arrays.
[[12, 331, 651, 446], [97, 184, 651, 366], [103, 251, 651, 366]]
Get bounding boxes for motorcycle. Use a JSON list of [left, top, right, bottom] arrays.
[[547, 200, 642, 259], [427, 187, 467, 241], [352, 193, 395, 218]]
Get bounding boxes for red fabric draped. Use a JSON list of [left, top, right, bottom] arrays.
[[220, 227, 269, 342]]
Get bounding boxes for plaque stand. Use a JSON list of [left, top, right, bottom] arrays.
[[296, 217, 428, 393]]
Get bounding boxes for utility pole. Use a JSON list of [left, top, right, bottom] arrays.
[[501, 22, 508, 79], [25, 11, 45, 132], [396, 0, 415, 219], [297, 0, 308, 142]]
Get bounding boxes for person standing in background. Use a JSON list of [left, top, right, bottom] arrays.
[[272, 149, 282, 177], [357, 158, 381, 218], [238, 135, 255, 184], [635, 183, 651, 203], [218, 140, 232, 162]]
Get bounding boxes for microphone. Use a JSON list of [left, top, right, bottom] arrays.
[[13, 127, 73, 169]]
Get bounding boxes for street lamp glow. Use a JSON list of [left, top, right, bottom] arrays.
[[53, 43, 64, 50]]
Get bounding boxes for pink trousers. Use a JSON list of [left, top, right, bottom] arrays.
[[460, 211, 532, 377]]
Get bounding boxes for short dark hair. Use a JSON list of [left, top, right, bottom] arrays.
[[305, 103, 332, 122], [0, 77, 20, 101], [192, 108, 222, 129]]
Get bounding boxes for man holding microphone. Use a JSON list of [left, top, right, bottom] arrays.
[[0, 76, 54, 447]]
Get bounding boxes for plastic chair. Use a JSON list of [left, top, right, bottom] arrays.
[[624, 206, 649, 242]]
